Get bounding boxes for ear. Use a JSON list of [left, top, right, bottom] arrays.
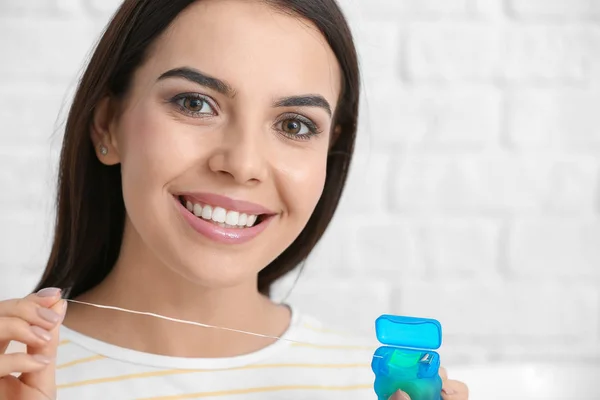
[[90, 96, 121, 166]]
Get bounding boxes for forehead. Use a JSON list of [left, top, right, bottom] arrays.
[[142, 0, 341, 106]]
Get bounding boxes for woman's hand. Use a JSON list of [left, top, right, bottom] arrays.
[[388, 367, 469, 400], [0, 288, 66, 400]]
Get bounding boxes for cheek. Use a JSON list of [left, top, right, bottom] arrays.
[[117, 106, 192, 188], [278, 153, 328, 217]]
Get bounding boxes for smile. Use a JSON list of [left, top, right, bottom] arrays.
[[174, 194, 274, 244], [178, 195, 265, 229]]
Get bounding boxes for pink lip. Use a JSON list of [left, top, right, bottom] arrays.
[[174, 197, 273, 245], [178, 192, 275, 216]]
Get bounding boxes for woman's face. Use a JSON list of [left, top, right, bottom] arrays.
[[95, 0, 341, 288]]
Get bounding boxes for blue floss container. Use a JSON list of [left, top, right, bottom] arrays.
[[371, 315, 443, 400]]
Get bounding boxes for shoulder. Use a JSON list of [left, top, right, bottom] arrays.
[[56, 326, 104, 368], [279, 310, 378, 390], [287, 310, 379, 361], [294, 312, 377, 347]]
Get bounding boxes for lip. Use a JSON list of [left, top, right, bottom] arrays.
[[174, 196, 273, 245], [178, 192, 275, 216]]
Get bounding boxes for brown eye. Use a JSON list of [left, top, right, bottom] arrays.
[[173, 94, 214, 116], [184, 97, 207, 112], [281, 119, 307, 135]]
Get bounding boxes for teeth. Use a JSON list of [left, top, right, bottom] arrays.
[[192, 203, 203, 217], [201, 205, 212, 220], [181, 197, 263, 229], [211, 207, 227, 223], [217, 222, 239, 228], [225, 210, 239, 226]]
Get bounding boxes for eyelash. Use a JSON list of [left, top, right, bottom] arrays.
[[168, 93, 322, 141], [170, 93, 216, 118], [275, 113, 321, 141]]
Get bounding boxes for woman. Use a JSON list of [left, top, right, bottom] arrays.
[[0, 1, 468, 399]]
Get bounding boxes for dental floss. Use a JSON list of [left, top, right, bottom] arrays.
[[65, 299, 322, 346], [57, 258, 309, 346], [61, 258, 314, 345]]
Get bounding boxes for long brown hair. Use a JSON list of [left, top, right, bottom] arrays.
[[35, 0, 360, 298]]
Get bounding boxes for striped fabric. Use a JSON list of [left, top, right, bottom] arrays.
[[56, 308, 378, 399]]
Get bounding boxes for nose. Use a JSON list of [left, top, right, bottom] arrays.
[[207, 121, 269, 185]]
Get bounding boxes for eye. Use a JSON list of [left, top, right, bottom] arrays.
[[171, 93, 216, 116], [276, 114, 320, 140], [281, 118, 310, 136]]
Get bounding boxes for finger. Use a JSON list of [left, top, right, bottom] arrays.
[[442, 379, 469, 400], [0, 317, 52, 353], [0, 288, 61, 353], [389, 391, 411, 400], [0, 289, 63, 354], [0, 352, 50, 376], [439, 366, 448, 381], [0, 288, 63, 316], [19, 298, 66, 400], [0, 289, 64, 329]]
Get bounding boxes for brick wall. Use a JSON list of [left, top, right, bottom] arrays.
[[1, 0, 598, 370]]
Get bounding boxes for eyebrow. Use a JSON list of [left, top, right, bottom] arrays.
[[273, 95, 332, 117], [158, 66, 332, 116], [157, 67, 236, 97]]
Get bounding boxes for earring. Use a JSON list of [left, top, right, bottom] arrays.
[[99, 145, 108, 155]]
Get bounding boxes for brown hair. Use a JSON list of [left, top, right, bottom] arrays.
[[35, 0, 360, 298]]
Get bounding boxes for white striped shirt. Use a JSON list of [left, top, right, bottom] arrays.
[[56, 308, 378, 399]]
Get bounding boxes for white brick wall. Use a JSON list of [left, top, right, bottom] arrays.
[[1, 0, 599, 388]]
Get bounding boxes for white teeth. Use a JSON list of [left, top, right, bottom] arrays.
[[217, 222, 239, 228], [182, 198, 263, 229], [201, 204, 213, 220], [225, 211, 239, 226], [193, 203, 203, 217], [211, 207, 227, 223]]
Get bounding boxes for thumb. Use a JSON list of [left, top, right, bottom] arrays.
[[20, 298, 67, 399], [389, 391, 411, 400]]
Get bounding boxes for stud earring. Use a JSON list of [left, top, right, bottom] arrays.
[[99, 145, 108, 155]]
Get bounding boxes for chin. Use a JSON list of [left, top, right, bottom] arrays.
[[160, 250, 261, 291], [131, 194, 304, 291]]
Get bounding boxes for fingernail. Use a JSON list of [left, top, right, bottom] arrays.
[[31, 326, 52, 341], [391, 391, 411, 400], [37, 307, 61, 323], [37, 287, 62, 297], [443, 387, 456, 395], [32, 354, 52, 364]]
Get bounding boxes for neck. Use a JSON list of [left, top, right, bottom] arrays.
[[64, 219, 291, 358]]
